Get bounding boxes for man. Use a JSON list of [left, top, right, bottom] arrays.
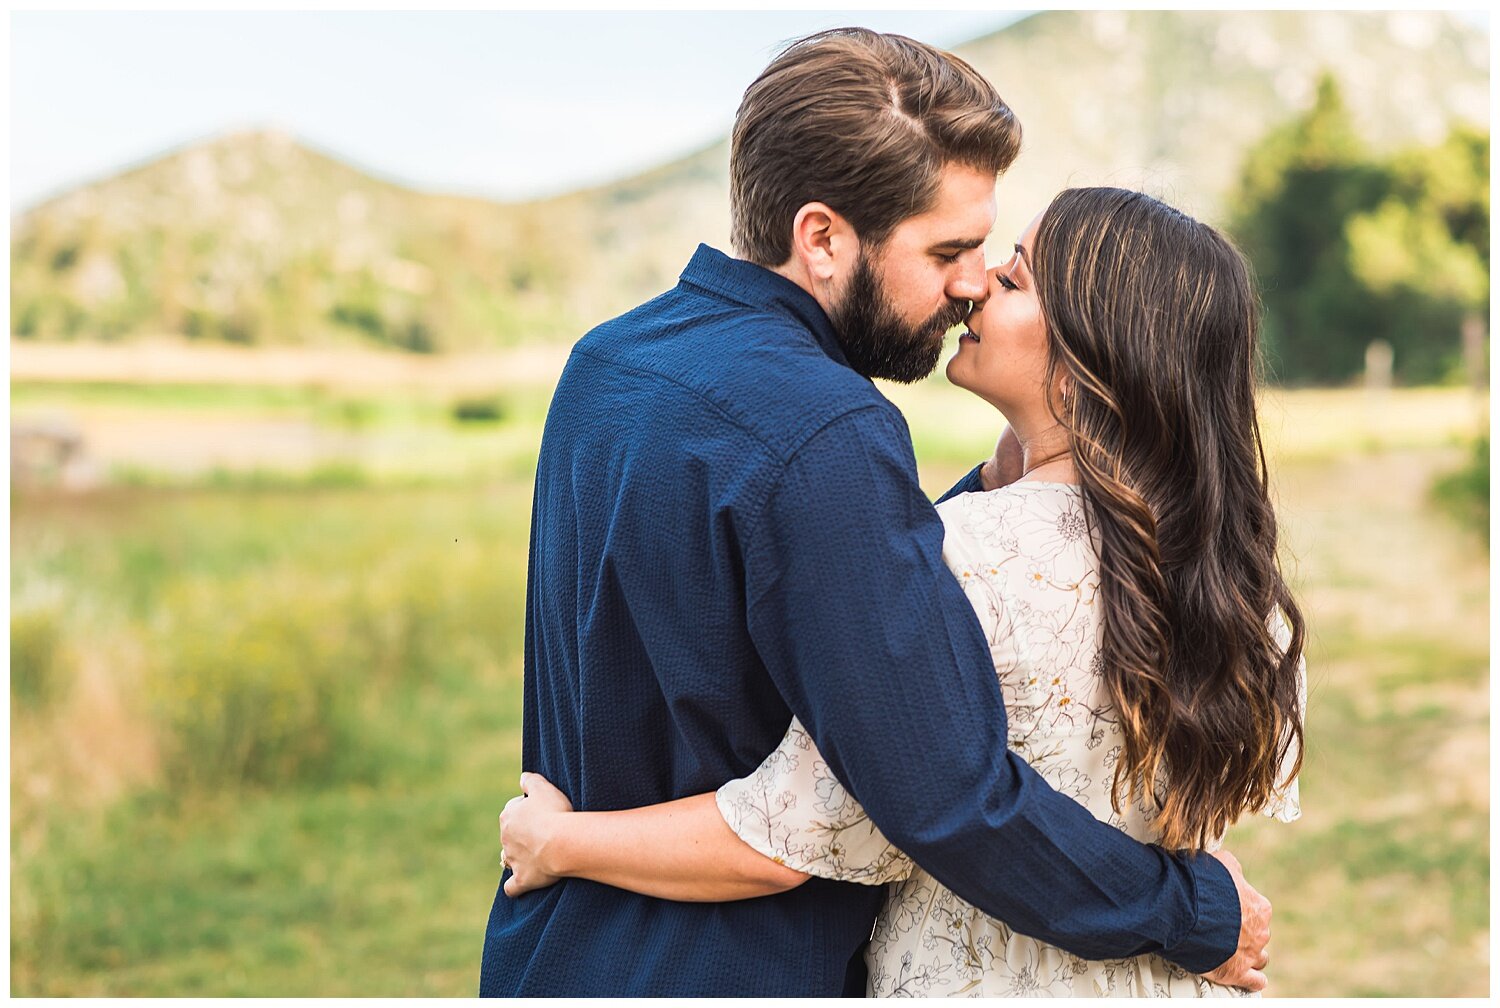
[[480, 28, 1270, 996]]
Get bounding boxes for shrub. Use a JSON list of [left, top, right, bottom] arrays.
[[331, 399, 376, 429], [450, 396, 505, 424], [139, 548, 490, 791], [1432, 434, 1489, 543], [144, 578, 363, 790], [395, 319, 436, 354], [11, 606, 69, 710]]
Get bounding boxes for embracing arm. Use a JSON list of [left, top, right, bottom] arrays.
[[499, 773, 807, 902], [744, 407, 1253, 978]]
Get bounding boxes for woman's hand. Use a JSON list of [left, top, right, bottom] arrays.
[[980, 424, 1025, 490], [499, 771, 575, 897]]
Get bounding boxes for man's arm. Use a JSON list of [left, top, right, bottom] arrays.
[[743, 407, 1243, 974]]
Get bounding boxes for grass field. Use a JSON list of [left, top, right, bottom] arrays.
[[9, 369, 1489, 996]]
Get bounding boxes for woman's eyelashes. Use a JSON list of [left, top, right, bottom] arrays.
[[995, 270, 1019, 291]]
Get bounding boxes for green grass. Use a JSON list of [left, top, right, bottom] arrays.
[[9, 383, 1490, 995], [14, 690, 522, 995], [1226, 636, 1489, 998]]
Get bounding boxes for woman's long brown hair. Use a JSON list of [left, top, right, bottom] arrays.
[[1032, 187, 1306, 850]]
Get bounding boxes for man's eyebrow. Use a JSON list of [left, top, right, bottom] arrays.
[[930, 236, 989, 251]]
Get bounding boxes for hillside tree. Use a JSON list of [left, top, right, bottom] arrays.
[[1229, 75, 1489, 385]]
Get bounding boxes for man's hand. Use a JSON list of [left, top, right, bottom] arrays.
[[979, 425, 1024, 490], [499, 771, 575, 898], [1200, 849, 1271, 993]]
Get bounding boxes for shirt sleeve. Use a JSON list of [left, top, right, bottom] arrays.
[[937, 462, 986, 503], [715, 716, 915, 885], [742, 406, 1240, 974]]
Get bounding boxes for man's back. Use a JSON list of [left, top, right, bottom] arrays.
[[479, 246, 890, 996]]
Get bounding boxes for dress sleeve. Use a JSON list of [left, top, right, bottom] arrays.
[[1261, 608, 1306, 823], [716, 717, 914, 885]]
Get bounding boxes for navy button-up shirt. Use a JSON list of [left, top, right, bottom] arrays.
[[480, 245, 1239, 996]]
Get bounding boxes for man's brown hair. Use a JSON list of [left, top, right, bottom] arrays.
[[730, 27, 1021, 266]]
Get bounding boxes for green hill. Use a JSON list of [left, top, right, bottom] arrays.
[[10, 10, 1488, 351]]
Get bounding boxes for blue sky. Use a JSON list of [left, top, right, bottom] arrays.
[[9, 10, 1029, 212]]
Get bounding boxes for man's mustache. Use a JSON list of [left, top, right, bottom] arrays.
[[929, 298, 970, 335]]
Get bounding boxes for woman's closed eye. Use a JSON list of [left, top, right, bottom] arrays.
[[995, 270, 1019, 291]]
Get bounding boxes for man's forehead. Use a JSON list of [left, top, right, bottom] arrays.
[[898, 169, 997, 239], [894, 201, 994, 237], [895, 206, 995, 248]]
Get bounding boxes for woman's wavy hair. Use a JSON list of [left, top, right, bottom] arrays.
[[1032, 187, 1306, 850]]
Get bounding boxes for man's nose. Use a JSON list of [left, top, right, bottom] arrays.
[[949, 252, 988, 303]]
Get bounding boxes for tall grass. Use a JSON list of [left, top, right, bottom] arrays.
[[10, 604, 70, 710], [15, 486, 529, 790], [11, 482, 534, 994]]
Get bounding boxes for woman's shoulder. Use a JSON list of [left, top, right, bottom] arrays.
[[936, 479, 1082, 514], [936, 482, 1089, 551]]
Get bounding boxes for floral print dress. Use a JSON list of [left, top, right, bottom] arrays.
[[716, 483, 1303, 998]]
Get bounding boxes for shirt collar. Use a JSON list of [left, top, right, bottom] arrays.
[[678, 244, 851, 369]]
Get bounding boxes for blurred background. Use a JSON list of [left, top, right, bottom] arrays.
[[8, 9, 1489, 996]]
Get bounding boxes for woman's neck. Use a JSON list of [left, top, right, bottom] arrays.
[[1009, 416, 1079, 484]]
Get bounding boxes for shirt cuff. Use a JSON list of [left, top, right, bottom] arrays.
[[936, 463, 986, 504], [1163, 852, 1242, 975]]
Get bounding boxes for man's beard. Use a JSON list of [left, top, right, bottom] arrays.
[[827, 251, 970, 384]]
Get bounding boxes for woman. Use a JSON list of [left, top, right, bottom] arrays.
[[497, 187, 1307, 997]]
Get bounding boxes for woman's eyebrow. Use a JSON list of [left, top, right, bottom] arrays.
[[1014, 243, 1032, 270]]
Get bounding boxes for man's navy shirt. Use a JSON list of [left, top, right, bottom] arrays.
[[479, 245, 1239, 996]]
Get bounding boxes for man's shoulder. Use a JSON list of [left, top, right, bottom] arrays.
[[575, 291, 899, 464]]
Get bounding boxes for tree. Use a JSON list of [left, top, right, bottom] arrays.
[[1229, 75, 1489, 385], [1345, 125, 1488, 384]]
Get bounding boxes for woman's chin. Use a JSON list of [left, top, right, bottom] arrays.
[[945, 354, 993, 402], [946, 356, 1012, 417], [945, 352, 973, 391]]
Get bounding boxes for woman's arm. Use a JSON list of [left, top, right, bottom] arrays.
[[499, 772, 809, 901]]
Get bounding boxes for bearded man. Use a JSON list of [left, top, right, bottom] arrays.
[[479, 27, 1270, 997]]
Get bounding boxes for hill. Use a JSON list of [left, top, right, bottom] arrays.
[[10, 10, 1488, 351]]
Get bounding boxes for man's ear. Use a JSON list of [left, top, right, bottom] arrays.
[[789, 202, 857, 284]]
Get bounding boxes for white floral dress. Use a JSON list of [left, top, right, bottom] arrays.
[[717, 483, 1303, 998]]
